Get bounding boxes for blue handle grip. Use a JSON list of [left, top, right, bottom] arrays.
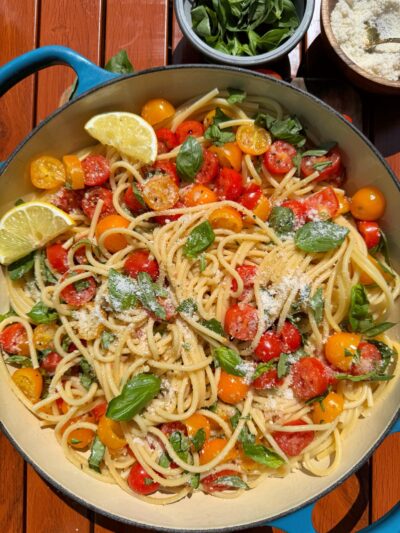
[[267, 417, 400, 532]]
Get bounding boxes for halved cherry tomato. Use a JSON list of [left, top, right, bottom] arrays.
[[209, 206, 243, 232], [335, 190, 351, 216], [156, 128, 178, 151], [141, 98, 175, 126], [236, 124, 271, 156], [124, 249, 159, 281], [291, 357, 329, 401], [33, 323, 57, 351], [312, 392, 344, 424], [74, 246, 88, 265], [124, 183, 146, 214], [239, 184, 262, 211], [63, 155, 85, 190], [252, 194, 271, 222], [50, 187, 83, 214], [161, 421, 187, 437], [255, 331, 282, 362], [82, 155, 110, 187], [280, 321, 301, 352], [273, 419, 314, 457], [203, 109, 216, 129], [151, 160, 179, 186], [255, 68, 282, 80], [325, 332, 361, 371], [128, 462, 160, 495], [91, 402, 108, 422], [184, 413, 211, 441], [0, 323, 29, 355], [153, 201, 184, 225], [183, 184, 217, 207], [82, 187, 116, 220], [264, 141, 297, 175], [217, 371, 249, 404], [96, 214, 130, 252], [98, 415, 127, 449], [30, 156, 66, 189], [281, 200, 307, 225], [142, 175, 179, 211], [231, 264, 257, 292], [157, 141, 168, 154], [199, 438, 238, 465], [216, 168, 244, 201], [351, 187, 386, 221], [352, 341, 382, 376], [209, 143, 242, 172], [40, 351, 62, 374], [176, 120, 204, 144], [252, 369, 283, 390], [301, 147, 342, 182], [195, 150, 219, 184], [357, 221, 380, 249], [201, 469, 243, 492], [46, 243, 69, 274], [67, 422, 95, 449], [60, 275, 96, 307], [224, 303, 258, 341], [12, 367, 43, 403], [304, 187, 339, 221]]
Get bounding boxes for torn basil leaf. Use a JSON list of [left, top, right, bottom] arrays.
[[295, 222, 349, 253], [213, 346, 245, 377], [88, 436, 106, 473], [8, 252, 34, 280]]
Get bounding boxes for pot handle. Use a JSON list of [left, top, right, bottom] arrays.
[[267, 417, 400, 533]]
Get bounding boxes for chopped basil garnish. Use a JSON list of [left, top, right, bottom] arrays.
[[302, 142, 336, 157], [313, 160, 333, 172], [277, 353, 290, 378], [191, 428, 206, 452], [8, 252, 34, 280], [177, 298, 198, 316], [132, 183, 146, 207], [204, 124, 235, 146], [169, 430, 191, 462], [242, 442, 285, 468], [5, 356, 33, 368], [309, 287, 324, 324], [108, 269, 137, 312], [347, 284, 395, 336], [27, 301, 58, 324], [101, 330, 116, 350], [79, 358, 97, 390], [88, 436, 106, 473], [213, 475, 249, 490]]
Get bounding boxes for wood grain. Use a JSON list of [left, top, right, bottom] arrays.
[[0, 432, 25, 533], [371, 434, 400, 521]]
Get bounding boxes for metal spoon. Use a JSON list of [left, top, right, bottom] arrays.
[[364, 23, 400, 53]]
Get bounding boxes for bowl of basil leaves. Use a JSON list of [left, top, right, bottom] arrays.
[[174, 0, 315, 66]]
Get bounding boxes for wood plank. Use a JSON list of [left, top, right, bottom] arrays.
[[371, 434, 400, 521], [0, 432, 25, 533]]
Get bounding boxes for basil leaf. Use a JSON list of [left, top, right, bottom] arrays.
[[27, 301, 58, 324], [363, 322, 396, 338], [8, 252, 34, 280], [295, 222, 349, 253], [212, 107, 231, 126], [277, 353, 290, 378], [177, 298, 198, 316], [269, 206, 294, 235], [169, 430, 191, 462], [101, 330, 116, 350], [255, 113, 306, 147], [213, 346, 245, 376], [39, 251, 58, 284], [302, 142, 337, 157], [313, 160, 333, 172], [191, 428, 206, 452], [88, 436, 106, 473], [189, 473, 200, 489], [213, 475, 249, 490], [227, 88, 246, 104], [369, 340, 396, 373], [183, 221, 215, 258], [134, 272, 167, 320], [79, 358, 97, 390], [108, 268, 137, 312], [336, 372, 393, 382], [305, 389, 330, 406], [176, 136, 204, 182], [5, 356, 33, 368], [309, 288, 324, 324], [70, 438, 81, 445], [230, 409, 254, 444], [204, 124, 235, 146], [159, 452, 171, 468], [104, 49, 134, 74], [132, 183, 146, 208], [0, 309, 16, 322], [106, 373, 161, 421], [242, 442, 285, 468], [14, 198, 25, 206], [370, 229, 391, 266], [252, 359, 277, 380], [348, 284, 373, 332], [199, 253, 207, 272], [200, 318, 225, 336], [73, 279, 91, 292]]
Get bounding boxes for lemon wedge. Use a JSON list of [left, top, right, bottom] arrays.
[[84, 112, 157, 164], [0, 202, 75, 265]]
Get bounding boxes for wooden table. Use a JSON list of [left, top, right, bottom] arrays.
[[0, 1, 399, 531]]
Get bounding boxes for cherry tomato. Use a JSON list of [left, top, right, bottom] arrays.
[[141, 98, 175, 126], [40, 351, 62, 374], [203, 109, 217, 129], [281, 200, 307, 225], [217, 370, 249, 404], [216, 168, 244, 201], [272, 419, 314, 457], [12, 367, 43, 403], [91, 402, 108, 422], [209, 206, 243, 233], [82, 155, 110, 187], [183, 184, 217, 207], [304, 187, 339, 221], [236, 124, 271, 156], [63, 154, 85, 190], [153, 201, 184, 225], [252, 369, 283, 390], [98, 415, 127, 449], [124, 183, 146, 214], [255, 331, 283, 362], [312, 392, 344, 424], [156, 128, 178, 151], [264, 141, 297, 175], [161, 421, 187, 437], [252, 194, 271, 222], [157, 141, 168, 154], [124, 249, 159, 281], [151, 160, 179, 186], [357, 221, 381, 249], [291, 357, 329, 401], [280, 321, 301, 352], [301, 147, 342, 182], [335, 189, 351, 216], [231, 264, 257, 292], [46, 243, 69, 274], [342, 114, 353, 122], [142, 175, 179, 211], [30, 156, 66, 189], [201, 469, 243, 492], [351, 187, 386, 221], [325, 332, 361, 371], [176, 120, 204, 144], [67, 422, 95, 450], [352, 341, 382, 376], [74, 246, 88, 265], [199, 438, 238, 465], [195, 150, 219, 184], [209, 143, 242, 172], [82, 187, 116, 220], [96, 214, 130, 252], [239, 184, 262, 211], [0, 323, 29, 355], [184, 413, 211, 441], [255, 68, 282, 80], [60, 275, 96, 307], [33, 323, 57, 351], [128, 461, 160, 495], [50, 187, 83, 214], [224, 303, 258, 341]]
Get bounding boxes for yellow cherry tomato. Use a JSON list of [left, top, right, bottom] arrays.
[[217, 370, 249, 405], [325, 332, 361, 371], [184, 413, 211, 441], [350, 187, 386, 221], [141, 98, 175, 126], [334, 190, 351, 216], [183, 184, 217, 207], [63, 155, 85, 190], [142, 175, 179, 211], [65, 413, 95, 449], [253, 194, 271, 221], [98, 415, 127, 450], [236, 124, 271, 156], [358, 254, 393, 286], [209, 206, 243, 232], [33, 323, 58, 351], [203, 109, 216, 129], [199, 438, 239, 465], [12, 368, 43, 403], [312, 392, 344, 424], [96, 214, 130, 252], [209, 142, 243, 172], [30, 156, 66, 189]]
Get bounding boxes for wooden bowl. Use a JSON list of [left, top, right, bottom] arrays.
[[321, 0, 400, 95]]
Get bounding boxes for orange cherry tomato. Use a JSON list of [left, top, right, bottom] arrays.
[[350, 187, 386, 221], [312, 392, 344, 424], [252, 194, 271, 222], [199, 438, 238, 465], [335, 190, 351, 216], [63, 155, 85, 190], [58, 399, 69, 414], [142, 175, 179, 211], [30, 156, 66, 189], [208, 143, 243, 172], [0, 323, 30, 355], [97, 415, 127, 450], [325, 332, 361, 371], [183, 184, 217, 207], [176, 120, 204, 144], [67, 425, 95, 449], [141, 98, 175, 126], [358, 254, 393, 285], [203, 109, 216, 129], [184, 413, 211, 441], [32, 323, 58, 351], [217, 370, 249, 405], [96, 214, 130, 252], [209, 206, 243, 232], [236, 124, 271, 156], [12, 368, 43, 403]]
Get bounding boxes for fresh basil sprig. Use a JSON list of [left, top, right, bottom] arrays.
[[347, 284, 395, 336], [204, 124, 235, 146], [213, 346, 245, 377], [295, 221, 349, 253], [8, 252, 34, 280], [255, 113, 306, 147], [242, 441, 285, 468], [88, 436, 106, 473], [27, 301, 58, 324], [269, 206, 294, 235], [183, 221, 215, 258], [227, 88, 246, 104], [176, 136, 204, 182]]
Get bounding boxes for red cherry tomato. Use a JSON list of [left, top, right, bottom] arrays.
[[239, 184, 262, 211], [272, 419, 314, 457], [255, 69, 282, 80], [46, 243, 69, 274], [201, 469, 243, 493], [81, 155, 111, 187], [153, 201, 184, 225], [291, 357, 329, 401], [342, 114, 353, 123], [231, 264, 257, 292], [160, 421, 187, 437], [357, 221, 381, 249], [195, 150, 220, 185], [156, 128, 178, 151], [60, 275, 96, 307], [82, 187, 116, 220], [50, 187, 83, 214], [157, 141, 168, 154], [224, 303, 258, 341], [74, 246, 88, 265], [176, 121, 204, 144], [255, 331, 283, 362], [124, 250, 159, 281], [304, 187, 339, 221], [301, 147, 342, 182], [280, 321, 301, 352], [151, 160, 179, 186], [252, 369, 283, 390], [0, 323, 29, 355], [352, 341, 382, 376], [281, 200, 307, 225], [127, 462, 160, 495], [216, 168, 244, 201], [124, 184, 146, 214], [91, 402, 108, 422], [264, 141, 297, 175], [40, 351, 62, 374]]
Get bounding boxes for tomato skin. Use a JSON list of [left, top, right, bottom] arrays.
[[12, 367, 43, 403], [60, 275, 96, 307], [216, 168, 244, 201], [357, 221, 380, 249], [312, 392, 344, 424], [98, 415, 127, 449], [209, 206, 243, 233], [0, 323, 29, 355], [352, 341, 382, 376], [195, 150, 219, 185], [124, 184, 146, 214], [255, 331, 283, 362], [224, 303, 258, 341], [96, 214, 130, 252], [156, 128, 178, 151], [281, 200, 307, 225], [50, 187, 83, 214], [176, 121, 204, 144], [342, 114, 353, 122], [325, 332, 361, 371], [239, 184, 262, 211], [217, 371, 249, 404], [199, 438, 238, 465], [231, 264, 257, 292], [201, 469, 242, 492], [184, 413, 211, 441], [301, 147, 342, 182], [292, 357, 329, 401], [236, 124, 271, 156], [30, 156, 66, 189], [46, 243, 69, 274], [33, 323, 57, 351], [82, 187, 116, 220], [142, 175, 179, 211], [273, 419, 314, 457], [82, 155, 111, 187], [183, 184, 217, 207], [91, 402, 108, 422], [280, 321, 301, 352], [40, 351, 62, 374], [304, 187, 339, 220], [208, 143, 242, 172], [124, 250, 159, 281], [264, 141, 297, 175], [152, 160, 179, 186], [141, 98, 175, 126], [161, 421, 187, 437], [252, 369, 283, 390], [128, 462, 160, 495], [153, 201, 184, 225], [255, 68, 282, 80]]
